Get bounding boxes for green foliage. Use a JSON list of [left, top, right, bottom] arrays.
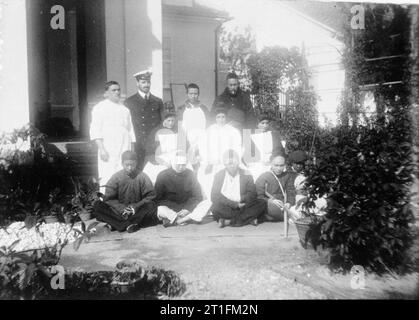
[[337, 3, 410, 126], [247, 46, 318, 152], [70, 177, 101, 223], [219, 24, 256, 91], [0, 241, 58, 300], [306, 3, 416, 273], [0, 250, 186, 299], [305, 104, 415, 273], [0, 124, 72, 225]]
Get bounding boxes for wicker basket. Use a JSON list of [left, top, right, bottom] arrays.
[[295, 217, 321, 249]]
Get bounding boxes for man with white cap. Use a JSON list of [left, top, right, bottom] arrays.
[[125, 70, 164, 167], [154, 151, 211, 226]]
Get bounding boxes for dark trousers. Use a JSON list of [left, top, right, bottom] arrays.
[[134, 143, 146, 170], [211, 199, 267, 227], [93, 201, 159, 232]]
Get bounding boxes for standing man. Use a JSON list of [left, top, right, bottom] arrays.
[[90, 81, 136, 192], [212, 72, 256, 131], [177, 83, 210, 170], [125, 70, 164, 167]]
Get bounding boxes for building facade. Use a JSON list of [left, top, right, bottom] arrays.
[[0, 0, 227, 138]]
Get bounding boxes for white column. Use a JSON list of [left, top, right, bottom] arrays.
[[104, 0, 127, 95], [124, 0, 163, 98], [104, 0, 162, 99], [0, 0, 30, 133]]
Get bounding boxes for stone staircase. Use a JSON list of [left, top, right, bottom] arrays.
[[46, 140, 98, 181]]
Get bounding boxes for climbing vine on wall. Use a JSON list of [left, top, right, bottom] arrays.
[[247, 46, 318, 152]]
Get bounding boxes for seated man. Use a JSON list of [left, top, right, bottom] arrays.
[[93, 150, 159, 233], [142, 112, 180, 185], [255, 155, 297, 222], [154, 152, 211, 226], [210, 149, 266, 227], [197, 107, 242, 198]]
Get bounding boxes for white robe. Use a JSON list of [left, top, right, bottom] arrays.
[[247, 131, 273, 180], [181, 105, 207, 148], [143, 131, 189, 185], [197, 123, 242, 199], [181, 106, 207, 165], [89, 99, 135, 190]]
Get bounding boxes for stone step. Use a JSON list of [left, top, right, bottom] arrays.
[[47, 140, 97, 178]]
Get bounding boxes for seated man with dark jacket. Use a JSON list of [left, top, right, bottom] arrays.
[[255, 154, 297, 221], [210, 149, 266, 227], [154, 152, 211, 226], [93, 151, 159, 233]]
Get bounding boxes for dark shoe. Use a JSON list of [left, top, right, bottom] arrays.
[[162, 218, 177, 228], [126, 224, 140, 233], [105, 224, 116, 232]]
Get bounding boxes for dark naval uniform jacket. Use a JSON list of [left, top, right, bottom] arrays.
[[125, 92, 164, 157]]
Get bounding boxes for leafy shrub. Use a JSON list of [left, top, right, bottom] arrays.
[[305, 104, 415, 273], [0, 125, 72, 225], [247, 46, 319, 152]]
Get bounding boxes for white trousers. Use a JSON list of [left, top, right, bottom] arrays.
[[157, 200, 212, 223]]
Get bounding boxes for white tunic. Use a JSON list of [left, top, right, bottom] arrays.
[[221, 172, 241, 203], [251, 131, 273, 164], [247, 131, 274, 180], [197, 123, 242, 199], [199, 123, 242, 166], [181, 105, 207, 147], [143, 130, 182, 185], [89, 99, 136, 188]]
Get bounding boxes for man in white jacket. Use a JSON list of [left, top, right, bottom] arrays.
[[89, 81, 136, 193]]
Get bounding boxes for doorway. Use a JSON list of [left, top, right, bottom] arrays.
[[27, 0, 106, 140]]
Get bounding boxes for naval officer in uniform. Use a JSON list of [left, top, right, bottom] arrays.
[[125, 70, 164, 168]]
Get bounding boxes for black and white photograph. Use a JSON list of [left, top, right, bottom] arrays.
[[0, 0, 418, 305]]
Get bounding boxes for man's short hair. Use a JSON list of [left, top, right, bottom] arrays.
[[226, 72, 239, 81], [121, 150, 138, 162], [162, 112, 177, 120], [171, 149, 188, 165], [187, 83, 200, 93], [222, 149, 240, 164], [288, 150, 308, 164], [270, 154, 286, 163], [213, 107, 228, 116], [257, 113, 273, 123], [105, 80, 119, 91]]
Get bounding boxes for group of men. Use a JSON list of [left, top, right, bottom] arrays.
[[89, 70, 311, 233]]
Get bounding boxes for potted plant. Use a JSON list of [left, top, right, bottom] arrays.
[[42, 188, 63, 224], [63, 211, 77, 225], [294, 197, 327, 250], [111, 261, 147, 294], [70, 178, 101, 222], [295, 214, 322, 249]]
